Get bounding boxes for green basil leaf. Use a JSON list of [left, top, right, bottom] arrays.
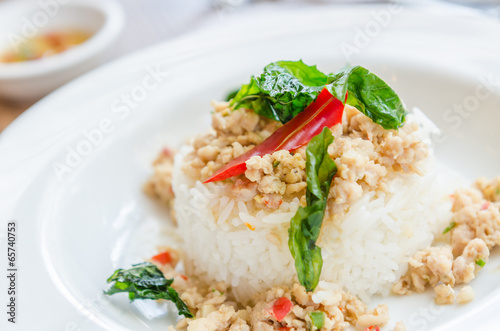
[[289, 128, 337, 292], [105, 262, 193, 318], [327, 66, 407, 130], [225, 88, 240, 101], [305, 126, 337, 204], [231, 60, 407, 130], [232, 76, 280, 121], [289, 203, 324, 292], [231, 60, 327, 123], [273, 60, 330, 86]]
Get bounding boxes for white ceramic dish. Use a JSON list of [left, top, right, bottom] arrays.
[[1, 3, 500, 331], [0, 0, 124, 100]]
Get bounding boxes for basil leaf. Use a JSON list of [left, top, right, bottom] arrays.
[[231, 60, 407, 130], [288, 204, 324, 292], [327, 66, 407, 130], [105, 262, 193, 318], [274, 60, 329, 86], [305, 127, 338, 204], [232, 60, 328, 123], [225, 88, 240, 101], [232, 76, 280, 121], [288, 128, 337, 292]]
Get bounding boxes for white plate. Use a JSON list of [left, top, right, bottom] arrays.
[[1, 3, 500, 331]]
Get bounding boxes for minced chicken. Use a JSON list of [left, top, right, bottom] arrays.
[[393, 179, 500, 304], [145, 100, 500, 326], [153, 247, 391, 331], [149, 101, 428, 217]]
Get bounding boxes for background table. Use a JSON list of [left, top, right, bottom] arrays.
[[0, 0, 498, 132], [0, 0, 218, 131]]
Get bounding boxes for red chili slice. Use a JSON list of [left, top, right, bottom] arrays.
[[151, 252, 172, 265], [204, 88, 345, 183], [272, 297, 293, 322]]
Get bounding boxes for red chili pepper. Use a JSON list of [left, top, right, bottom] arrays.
[[162, 148, 172, 157], [180, 274, 188, 281], [272, 297, 293, 322], [151, 252, 172, 265], [364, 326, 380, 331], [481, 202, 490, 210], [204, 88, 345, 183]]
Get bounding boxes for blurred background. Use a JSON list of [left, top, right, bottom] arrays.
[[0, 0, 499, 132]]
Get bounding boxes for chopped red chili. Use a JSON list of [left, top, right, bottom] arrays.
[[151, 251, 172, 265], [272, 297, 293, 322]]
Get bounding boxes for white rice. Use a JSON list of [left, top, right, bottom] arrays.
[[172, 112, 459, 303]]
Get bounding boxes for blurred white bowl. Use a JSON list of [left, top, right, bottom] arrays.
[[0, 0, 124, 101]]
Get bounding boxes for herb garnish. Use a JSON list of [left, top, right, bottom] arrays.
[[225, 88, 240, 102], [442, 221, 457, 234], [231, 60, 407, 130], [326, 66, 407, 130], [205, 88, 344, 184], [309, 311, 325, 329], [104, 262, 193, 318], [288, 127, 337, 292], [232, 60, 328, 124], [476, 259, 486, 267]]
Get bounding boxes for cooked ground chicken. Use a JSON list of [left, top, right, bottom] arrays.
[[475, 176, 500, 202], [244, 105, 428, 214], [434, 284, 455, 305], [145, 99, 500, 325], [456, 286, 475, 304], [394, 184, 499, 305], [182, 101, 279, 183], [144, 148, 177, 220], [355, 304, 389, 329], [155, 248, 388, 331], [453, 238, 489, 284], [327, 106, 427, 212], [150, 101, 428, 215], [392, 321, 406, 331], [450, 188, 500, 256], [392, 246, 454, 295]]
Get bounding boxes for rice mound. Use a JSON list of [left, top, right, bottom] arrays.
[[172, 144, 453, 303]]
